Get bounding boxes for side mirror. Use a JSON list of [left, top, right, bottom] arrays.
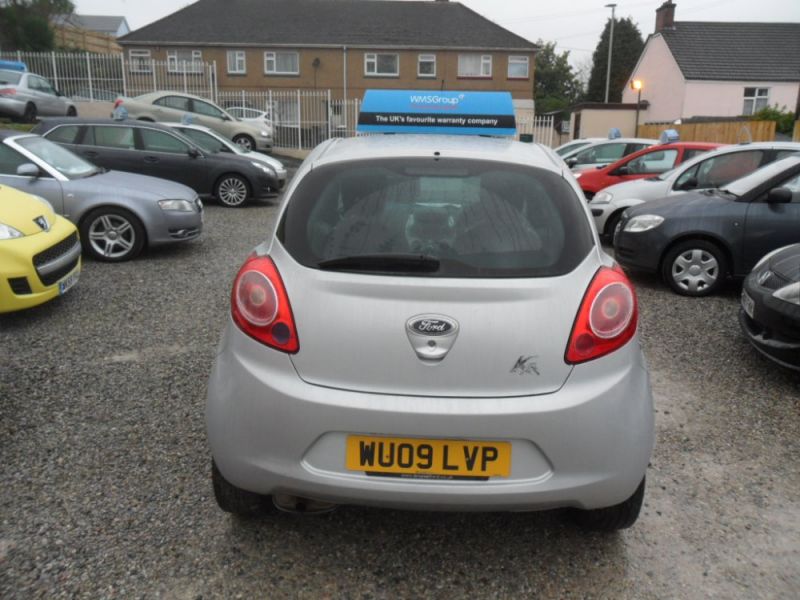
[[188, 148, 201, 158], [766, 187, 792, 204], [615, 166, 630, 176], [679, 176, 698, 191], [16, 163, 40, 178], [55, 90, 63, 97], [566, 158, 577, 168], [222, 114, 232, 121]]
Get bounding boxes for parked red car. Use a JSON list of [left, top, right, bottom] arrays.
[[574, 142, 722, 199]]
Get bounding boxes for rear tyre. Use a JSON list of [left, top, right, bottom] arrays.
[[79, 206, 146, 262], [23, 103, 37, 123], [215, 173, 251, 207], [233, 134, 255, 151], [66, 106, 77, 117], [570, 477, 645, 531], [661, 239, 727, 297], [212, 459, 269, 517]]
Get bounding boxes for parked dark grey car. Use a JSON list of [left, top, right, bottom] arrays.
[[614, 155, 800, 296], [740, 243, 800, 371], [32, 119, 280, 207]]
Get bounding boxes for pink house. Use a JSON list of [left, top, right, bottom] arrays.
[[622, 1, 800, 123]]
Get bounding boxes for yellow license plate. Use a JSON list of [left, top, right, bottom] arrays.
[[346, 435, 511, 479]]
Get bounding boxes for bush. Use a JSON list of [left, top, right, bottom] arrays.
[[750, 105, 795, 135]]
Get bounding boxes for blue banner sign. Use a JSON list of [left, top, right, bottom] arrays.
[[357, 90, 517, 136]]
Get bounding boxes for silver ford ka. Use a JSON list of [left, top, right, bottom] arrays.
[[206, 134, 654, 531]]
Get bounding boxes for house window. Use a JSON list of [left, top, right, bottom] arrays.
[[507, 56, 529, 79], [167, 50, 203, 74], [129, 49, 152, 73], [742, 87, 769, 115], [227, 51, 246, 74], [418, 54, 436, 78], [265, 51, 300, 75], [364, 53, 399, 77], [458, 54, 492, 78]]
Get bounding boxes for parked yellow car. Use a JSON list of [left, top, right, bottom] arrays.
[[0, 184, 81, 313]]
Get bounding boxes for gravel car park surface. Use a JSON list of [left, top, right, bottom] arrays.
[[1, 160, 798, 598]]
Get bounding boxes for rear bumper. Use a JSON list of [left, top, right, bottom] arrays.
[[207, 322, 655, 512], [0, 97, 27, 119]]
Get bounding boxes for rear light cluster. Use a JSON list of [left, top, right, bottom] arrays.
[[113, 99, 124, 108], [231, 255, 299, 353], [565, 266, 638, 364], [0, 88, 16, 96]]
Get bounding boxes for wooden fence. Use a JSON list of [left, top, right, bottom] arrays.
[[794, 120, 800, 142], [638, 120, 775, 144]]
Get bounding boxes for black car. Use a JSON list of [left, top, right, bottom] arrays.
[[740, 244, 800, 371], [614, 155, 800, 296], [32, 118, 280, 207]]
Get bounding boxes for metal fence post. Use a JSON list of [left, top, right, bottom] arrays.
[[51, 52, 59, 91], [212, 61, 218, 103], [16, 50, 21, 62], [183, 64, 188, 93], [327, 89, 332, 141], [241, 89, 245, 108], [120, 53, 127, 97], [85, 52, 94, 101], [297, 90, 302, 150], [151, 60, 157, 92]]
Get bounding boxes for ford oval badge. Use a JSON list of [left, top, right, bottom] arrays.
[[408, 316, 456, 336]]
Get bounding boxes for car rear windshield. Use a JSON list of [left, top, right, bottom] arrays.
[[0, 70, 22, 85], [279, 157, 594, 277]]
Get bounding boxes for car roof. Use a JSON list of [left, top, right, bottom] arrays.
[[309, 135, 565, 172], [34, 118, 180, 134], [136, 91, 212, 102]]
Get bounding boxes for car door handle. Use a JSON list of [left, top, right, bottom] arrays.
[[143, 156, 159, 164], [83, 150, 98, 158]]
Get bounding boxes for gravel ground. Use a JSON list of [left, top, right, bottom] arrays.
[[1, 162, 798, 598]]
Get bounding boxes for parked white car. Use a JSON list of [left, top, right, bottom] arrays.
[[114, 92, 273, 151], [561, 138, 658, 171], [225, 106, 273, 127], [0, 69, 77, 122], [554, 138, 603, 157], [589, 142, 800, 237]]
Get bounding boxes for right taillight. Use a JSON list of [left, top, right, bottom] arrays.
[[113, 98, 123, 108], [0, 88, 16, 96], [565, 266, 638, 364], [231, 254, 299, 353]]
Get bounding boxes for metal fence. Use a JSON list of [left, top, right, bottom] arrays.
[[1, 51, 559, 151], [216, 89, 361, 150], [0, 51, 216, 101]]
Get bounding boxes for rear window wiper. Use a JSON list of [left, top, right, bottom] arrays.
[[317, 253, 441, 272]]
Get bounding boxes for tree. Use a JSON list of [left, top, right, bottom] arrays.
[[0, 0, 75, 51], [585, 17, 644, 103], [534, 41, 584, 113]]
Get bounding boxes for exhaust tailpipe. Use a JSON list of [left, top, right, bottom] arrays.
[[272, 493, 338, 514]]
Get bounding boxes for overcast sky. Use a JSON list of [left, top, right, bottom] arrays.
[[74, 0, 800, 70]]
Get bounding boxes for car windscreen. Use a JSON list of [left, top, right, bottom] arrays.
[[279, 158, 594, 278], [16, 136, 98, 179]]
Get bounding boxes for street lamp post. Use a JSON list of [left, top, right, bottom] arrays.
[[604, 3, 617, 104], [631, 79, 643, 135]]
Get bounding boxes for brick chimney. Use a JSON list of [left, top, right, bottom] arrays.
[[655, 1, 676, 32]]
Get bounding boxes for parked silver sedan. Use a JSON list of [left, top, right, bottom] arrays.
[[0, 69, 77, 122], [115, 92, 273, 151], [0, 131, 203, 261], [206, 134, 655, 530]]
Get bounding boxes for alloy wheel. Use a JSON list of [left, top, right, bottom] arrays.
[[88, 214, 136, 260], [217, 177, 249, 206]]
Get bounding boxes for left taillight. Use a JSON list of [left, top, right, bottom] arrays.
[[0, 88, 16, 96], [231, 255, 299, 353], [565, 266, 638, 364]]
